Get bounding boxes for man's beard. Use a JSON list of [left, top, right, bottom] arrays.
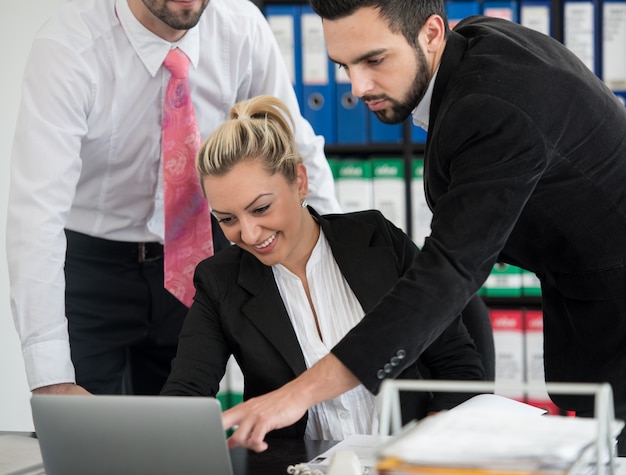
[[141, 0, 210, 30], [366, 45, 432, 125]]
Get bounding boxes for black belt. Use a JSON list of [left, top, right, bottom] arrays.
[[65, 229, 163, 263]]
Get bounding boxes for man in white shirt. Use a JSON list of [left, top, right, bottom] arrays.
[[7, 0, 340, 396]]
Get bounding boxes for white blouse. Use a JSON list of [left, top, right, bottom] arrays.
[[272, 230, 379, 440]]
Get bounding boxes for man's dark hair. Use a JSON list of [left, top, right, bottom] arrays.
[[309, 0, 450, 46]]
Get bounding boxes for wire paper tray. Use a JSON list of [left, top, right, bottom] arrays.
[[377, 380, 623, 475]]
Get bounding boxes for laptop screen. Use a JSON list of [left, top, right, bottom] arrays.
[[31, 394, 233, 475]]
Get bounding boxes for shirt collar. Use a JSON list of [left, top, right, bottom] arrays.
[[115, 0, 200, 77], [272, 228, 327, 277], [411, 67, 440, 131]]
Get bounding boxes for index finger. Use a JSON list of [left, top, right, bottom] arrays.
[[226, 424, 269, 452], [221, 404, 241, 432]]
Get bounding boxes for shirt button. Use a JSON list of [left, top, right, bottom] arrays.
[[377, 369, 385, 379], [339, 411, 350, 420]]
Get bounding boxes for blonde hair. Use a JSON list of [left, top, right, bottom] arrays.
[[196, 95, 303, 195]]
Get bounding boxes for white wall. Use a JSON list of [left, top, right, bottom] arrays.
[[0, 0, 68, 431]]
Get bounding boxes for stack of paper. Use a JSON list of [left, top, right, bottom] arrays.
[[449, 393, 547, 416], [375, 408, 624, 475]]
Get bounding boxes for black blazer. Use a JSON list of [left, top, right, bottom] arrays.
[[162, 209, 485, 438], [331, 17, 626, 412]]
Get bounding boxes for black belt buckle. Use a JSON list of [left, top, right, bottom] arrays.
[[138, 243, 147, 263], [138, 242, 162, 263]]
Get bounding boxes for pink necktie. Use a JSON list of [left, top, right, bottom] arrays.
[[162, 48, 213, 307]]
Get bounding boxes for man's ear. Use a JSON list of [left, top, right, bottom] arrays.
[[421, 14, 446, 53]]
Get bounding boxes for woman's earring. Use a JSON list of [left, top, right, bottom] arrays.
[[301, 198, 308, 208]]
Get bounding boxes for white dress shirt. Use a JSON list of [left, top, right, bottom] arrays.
[[411, 68, 439, 131], [273, 231, 378, 440], [7, 0, 340, 390]]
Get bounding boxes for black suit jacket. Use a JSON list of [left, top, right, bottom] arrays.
[[331, 17, 626, 412], [162, 209, 485, 437]]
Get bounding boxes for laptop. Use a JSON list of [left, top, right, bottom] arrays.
[[30, 394, 233, 475]]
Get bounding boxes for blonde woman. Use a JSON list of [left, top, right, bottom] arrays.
[[161, 95, 487, 443]]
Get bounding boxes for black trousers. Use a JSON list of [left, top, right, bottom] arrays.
[[64, 215, 230, 395], [541, 280, 626, 457]]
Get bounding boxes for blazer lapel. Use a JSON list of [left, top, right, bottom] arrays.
[[318, 213, 401, 312], [426, 30, 467, 208], [237, 253, 307, 376], [231, 211, 401, 376], [431, 30, 467, 127]]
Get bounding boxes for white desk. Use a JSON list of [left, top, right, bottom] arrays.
[[0, 433, 43, 475], [2, 432, 626, 475]]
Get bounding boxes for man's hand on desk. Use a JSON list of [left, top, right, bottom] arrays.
[[222, 385, 310, 452], [32, 383, 91, 395], [222, 353, 360, 452]]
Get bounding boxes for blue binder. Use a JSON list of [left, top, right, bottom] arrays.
[[482, 0, 520, 23], [444, 0, 481, 28], [335, 64, 369, 144], [411, 124, 428, 146], [369, 118, 403, 144], [601, 0, 626, 106], [519, 0, 552, 36], [562, 0, 600, 76], [264, 4, 303, 107], [300, 5, 336, 144]]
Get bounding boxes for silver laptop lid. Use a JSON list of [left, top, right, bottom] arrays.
[[31, 395, 233, 475]]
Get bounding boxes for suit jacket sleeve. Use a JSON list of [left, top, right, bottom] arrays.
[[161, 261, 231, 397]]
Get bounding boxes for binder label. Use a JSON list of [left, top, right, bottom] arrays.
[[564, 1, 596, 73], [302, 13, 328, 85], [267, 15, 296, 85], [520, 4, 551, 35], [602, 2, 626, 90]]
